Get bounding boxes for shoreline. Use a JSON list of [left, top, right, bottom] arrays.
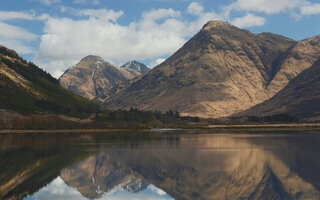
[[1, 123, 320, 134]]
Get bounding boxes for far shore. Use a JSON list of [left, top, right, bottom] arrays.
[[1, 123, 320, 134]]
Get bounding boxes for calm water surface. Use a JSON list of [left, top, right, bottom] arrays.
[[1, 129, 320, 200]]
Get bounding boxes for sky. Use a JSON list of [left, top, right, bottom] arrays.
[[1, 0, 320, 78], [26, 176, 173, 200]]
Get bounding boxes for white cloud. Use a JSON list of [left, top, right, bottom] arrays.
[[0, 11, 35, 21], [0, 22, 37, 41], [73, 0, 99, 5], [29, 0, 61, 6], [0, 39, 34, 54], [36, 8, 190, 75], [229, 0, 308, 15], [148, 58, 166, 68], [187, 2, 204, 15], [0, 21, 37, 55], [35, 2, 271, 76], [142, 8, 181, 21], [301, 4, 320, 15], [78, 9, 124, 22], [231, 13, 266, 28]]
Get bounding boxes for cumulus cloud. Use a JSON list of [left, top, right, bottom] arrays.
[[300, 4, 320, 15], [231, 13, 266, 28], [188, 2, 204, 15], [36, 8, 191, 76]]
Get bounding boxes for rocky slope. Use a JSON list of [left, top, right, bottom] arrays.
[[121, 60, 150, 76], [235, 60, 320, 121], [59, 56, 149, 103], [104, 21, 320, 118], [0, 45, 98, 117]]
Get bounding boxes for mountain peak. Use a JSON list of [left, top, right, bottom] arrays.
[[120, 60, 149, 74], [202, 20, 232, 30], [80, 55, 104, 63]]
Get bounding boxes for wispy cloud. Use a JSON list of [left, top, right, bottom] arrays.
[[0, 11, 38, 55], [73, 0, 99, 5], [0, 11, 35, 21], [29, 0, 61, 6], [228, 0, 308, 15]]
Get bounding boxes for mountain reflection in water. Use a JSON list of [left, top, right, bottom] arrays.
[[1, 131, 320, 200]]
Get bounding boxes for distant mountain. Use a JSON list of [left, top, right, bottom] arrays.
[[0, 45, 98, 117], [235, 59, 320, 121], [121, 60, 150, 75], [104, 20, 316, 118], [59, 56, 147, 103]]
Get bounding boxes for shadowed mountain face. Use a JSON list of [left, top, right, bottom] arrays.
[[235, 60, 320, 121], [104, 21, 320, 118], [59, 56, 149, 103], [0, 45, 98, 116]]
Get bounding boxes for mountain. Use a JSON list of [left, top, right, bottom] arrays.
[[265, 34, 320, 95], [59, 56, 148, 103], [0, 45, 98, 117], [60, 154, 149, 199], [234, 59, 320, 121], [121, 60, 150, 75], [60, 136, 320, 200], [104, 20, 310, 118]]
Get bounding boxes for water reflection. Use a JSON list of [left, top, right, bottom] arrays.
[[1, 131, 320, 200]]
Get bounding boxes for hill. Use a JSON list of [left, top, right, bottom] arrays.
[[0, 45, 99, 118]]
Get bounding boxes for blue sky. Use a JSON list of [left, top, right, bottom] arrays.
[[1, 0, 320, 78]]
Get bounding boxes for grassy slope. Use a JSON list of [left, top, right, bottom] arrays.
[[0, 46, 99, 118]]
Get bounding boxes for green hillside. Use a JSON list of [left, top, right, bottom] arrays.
[[0, 45, 99, 118]]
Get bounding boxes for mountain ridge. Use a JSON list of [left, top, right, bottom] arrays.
[[104, 20, 317, 118], [234, 60, 320, 121], [59, 56, 149, 103]]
